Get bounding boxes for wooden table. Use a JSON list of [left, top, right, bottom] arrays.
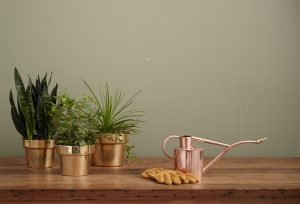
[[0, 157, 299, 204]]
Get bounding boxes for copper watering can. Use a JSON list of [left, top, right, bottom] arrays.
[[162, 135, 268, 179]]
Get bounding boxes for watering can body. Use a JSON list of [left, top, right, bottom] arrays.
[[163, 135, 267, 179], [174, 147, 204, 179]]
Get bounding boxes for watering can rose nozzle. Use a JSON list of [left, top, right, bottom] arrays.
[[162, 135, 268, 179]]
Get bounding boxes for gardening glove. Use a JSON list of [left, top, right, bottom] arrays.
[[141, 168, 199, 185]]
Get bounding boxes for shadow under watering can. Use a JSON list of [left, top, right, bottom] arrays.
[[162, 135, 268, 179]]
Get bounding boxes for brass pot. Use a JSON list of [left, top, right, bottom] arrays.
[[92, 133, 128, 167], [56, 145, 95, 176], [23, 139, 55, 168]]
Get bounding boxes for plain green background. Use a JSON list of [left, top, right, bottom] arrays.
[[0, 0, 299, 157]]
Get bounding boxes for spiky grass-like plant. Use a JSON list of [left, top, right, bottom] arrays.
[[83, 80, 144, 135]]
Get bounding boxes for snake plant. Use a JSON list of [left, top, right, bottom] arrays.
[[9, 68, 58, 140]]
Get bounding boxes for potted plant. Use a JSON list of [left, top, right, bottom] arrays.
[[83, 80, 144, 167], [51, 92, 95, 176], [9, 68, 58, 168]]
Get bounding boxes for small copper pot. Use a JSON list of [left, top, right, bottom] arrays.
[[56, 145, 95, 176], [92, 133, 128, 167], [23, 139, 55, 168]]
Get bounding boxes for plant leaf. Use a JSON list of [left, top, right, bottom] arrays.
[[82, 79, 102, 112], [50, 83, 58, 103], [11, 107, 27, 137], [9, 90, 27, 137], [14, 68, 32, 138], [26, 84, 36, 139], [41, 73, 48, 90], [17, 95, 26, 128], [37, 96, 48, 139], [29, 78, 38, 109], [48, 72, 52, 87]]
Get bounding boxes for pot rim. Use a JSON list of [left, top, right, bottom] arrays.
[[56, 145, 95, 155], [95, 133, 128, 144], [23, 139, 55, 149]]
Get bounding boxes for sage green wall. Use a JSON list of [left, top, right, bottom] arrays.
[[0, 0, 299, 157]]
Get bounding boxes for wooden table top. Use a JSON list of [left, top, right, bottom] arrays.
[[0, 157, 300, 203]]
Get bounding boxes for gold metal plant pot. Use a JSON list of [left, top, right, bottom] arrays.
[[56, 145, 95, 176], [23, 140, 55, 168], [92, 134, 128, 167]]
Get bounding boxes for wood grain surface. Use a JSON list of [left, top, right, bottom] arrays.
[[0, 157, 299, 204]]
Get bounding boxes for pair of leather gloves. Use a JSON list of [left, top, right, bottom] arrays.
[[141, 168, 199, 185]]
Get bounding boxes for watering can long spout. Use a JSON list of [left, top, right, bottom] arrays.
[[196, 137, 268, 173]]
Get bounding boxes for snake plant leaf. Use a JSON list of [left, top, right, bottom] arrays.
[[35, 76, 42, 98], [27, 82, 36, 119], [9, 90, 27, 137], [41, 85, 51, 111], [50, 83, 58, 103], [14, 68, 32, 138], [29, 78, 38, 109], [11, 107, 26, 137], [48, 72, 52, 87], [41, 73, 48, 90], [26, 85, 36, 140], [17, 95, 26, 127], [37, 96, 48, 138]]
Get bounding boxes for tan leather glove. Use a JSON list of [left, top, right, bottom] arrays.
[[141, 168, 199, 185]]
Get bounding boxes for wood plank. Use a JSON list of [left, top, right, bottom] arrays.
[[0, 157, 299, 203]]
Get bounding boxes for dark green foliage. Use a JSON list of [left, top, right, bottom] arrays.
[[9, 68, 58, 140], [9, 91, 27, 137], [50, 92, 95, 146]]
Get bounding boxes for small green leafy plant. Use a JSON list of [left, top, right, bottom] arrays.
[[125, 144, 137, 165], [9, 68, 58, 140], [82, 80, 144, 135], [50, 92, 95, 146]]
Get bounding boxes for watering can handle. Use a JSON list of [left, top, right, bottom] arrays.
[[192, 137, 269, 173], [162, 135, 180, 159]]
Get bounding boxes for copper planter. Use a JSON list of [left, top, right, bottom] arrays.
[[23, 139, 55, 168], [56, 145, 95, 176], [92, 134, 128, 167]]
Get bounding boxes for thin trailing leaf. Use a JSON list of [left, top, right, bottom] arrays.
[[113, 91, 141, 117], [82, 79, 102, 112]]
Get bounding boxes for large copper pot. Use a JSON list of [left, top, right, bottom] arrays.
[[92, 133, 128, 167]]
